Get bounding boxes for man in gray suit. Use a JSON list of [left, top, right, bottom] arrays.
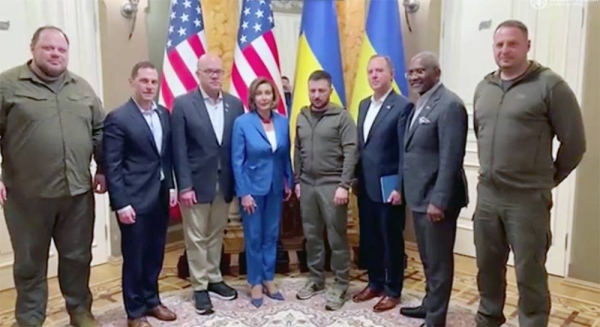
[[171, 53, 244, 315], [400, 52, 469, 327]]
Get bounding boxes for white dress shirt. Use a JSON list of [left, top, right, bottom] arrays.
[[200, 87, 225, 145], [363, 87, 393, 141], [409, 82, 442, 129], [266, 129, 277, 152]]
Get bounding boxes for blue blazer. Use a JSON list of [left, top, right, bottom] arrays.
[[231, 111, 293, 197], [356, 91, 413, 203], [103, 99, 174, 214]]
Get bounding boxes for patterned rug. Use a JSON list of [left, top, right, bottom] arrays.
[[82, 276, 502, 327]]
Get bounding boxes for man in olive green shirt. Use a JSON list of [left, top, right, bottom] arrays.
[[293, 70, 357, 311], [0, 26, 106, 327], [473, 20, 586, 327]]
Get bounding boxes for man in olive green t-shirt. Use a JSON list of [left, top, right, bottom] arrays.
[[0, 26, 106, 327]]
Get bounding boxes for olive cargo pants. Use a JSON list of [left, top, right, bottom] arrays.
[[4, 190, 95, 326], [300, 183, 350, 290], [473, 182, 553, 327]]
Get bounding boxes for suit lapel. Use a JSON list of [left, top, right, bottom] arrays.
[[273, 113, 286, 150], [221, 96, 233, 146], [357, 100, 369, 145], [251, 111, 269, 143], [157, 107, 168, 155], [193, 90, 219, 146], [405, 86, 444, 148], [128, 100, 159, 155], [365, 93, 396, 146]]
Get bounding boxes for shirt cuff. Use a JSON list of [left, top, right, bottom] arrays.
[[117, 205, 133, 214]]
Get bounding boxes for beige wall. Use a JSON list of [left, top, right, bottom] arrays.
[[99, 0, 152, 256], [569, 2, 600, 285]]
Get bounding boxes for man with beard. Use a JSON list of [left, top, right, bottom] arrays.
[[103, 61, 178, 327], [473, 20, 585, 327], [400, 51, 469, 327], [352, 55, 412, 313], [0, 26, 106, 327], [293, 70, 357, 311]]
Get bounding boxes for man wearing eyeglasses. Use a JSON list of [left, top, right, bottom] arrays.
[[171, 53, 244, 315]]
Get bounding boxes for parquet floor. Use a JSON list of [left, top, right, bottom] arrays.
[[0, 242, 598, 326]]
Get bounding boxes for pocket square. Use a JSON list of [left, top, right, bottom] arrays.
[[419, 117, 431, 124]]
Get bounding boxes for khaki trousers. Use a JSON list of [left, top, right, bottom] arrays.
[[181, 185, 230, 291]]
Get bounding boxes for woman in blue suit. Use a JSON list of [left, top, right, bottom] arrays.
[[231, 77, 293, 307]]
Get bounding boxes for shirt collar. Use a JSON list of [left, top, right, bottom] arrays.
[[132, 97, 157, 114], [418, 82, 442, 104], [370, 87, 393, 105], [199, 85, 223, 102]]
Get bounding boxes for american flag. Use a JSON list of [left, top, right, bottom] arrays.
[[229, 0, 286, 115], [158, 0, 207, 110]]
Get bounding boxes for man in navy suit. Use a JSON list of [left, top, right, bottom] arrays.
[[352, 55, 413, 312], [171, 53, 244, 315], [103, 61, 178, 327], [400, 51, 468, 327]]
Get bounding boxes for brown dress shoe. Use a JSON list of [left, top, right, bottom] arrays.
[[373, 296, 400, 312], [127, 317, 152, 327], [352, 287, 383, 303], [147, 304, 177, 321]]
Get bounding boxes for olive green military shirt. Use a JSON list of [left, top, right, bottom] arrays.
[[0, 62, 105, 198]]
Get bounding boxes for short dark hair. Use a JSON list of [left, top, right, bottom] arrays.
[[31, 25, 70, 48], [131, 61, 157, 79], [495, 20, 528, 37], [308, 70, 332, 85], [282, 76, 289, 81], [248, 77, 279, 111]]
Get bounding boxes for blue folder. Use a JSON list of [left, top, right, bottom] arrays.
[[380, 174, 399, 202]]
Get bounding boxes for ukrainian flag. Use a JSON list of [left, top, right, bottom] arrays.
[[289, 0, 346, 142], [349, 0, 409, 121]]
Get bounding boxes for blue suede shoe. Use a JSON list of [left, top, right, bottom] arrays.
[[264, 287, 285, 301], [250, 297, 263, 308]]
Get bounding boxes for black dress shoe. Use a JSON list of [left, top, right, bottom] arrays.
[[400, 306, 426, 319]]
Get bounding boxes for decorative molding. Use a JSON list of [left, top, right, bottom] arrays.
[[272, 0, 303, 14]]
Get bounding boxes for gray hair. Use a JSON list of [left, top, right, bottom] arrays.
[[411, 51, 440, 70]]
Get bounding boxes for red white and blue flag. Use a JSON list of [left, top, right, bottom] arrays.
[[229, 0, 287, 115], [158, 0, 207, 110]]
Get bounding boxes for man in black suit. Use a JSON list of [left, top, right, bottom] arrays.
[[352, 55, 412, 312], [104, 61, 178, 327], [400, 52, 469, 327], [171, 53, 244, 315]]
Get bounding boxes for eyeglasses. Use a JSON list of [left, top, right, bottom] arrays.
[[199, 69, 225, 76]]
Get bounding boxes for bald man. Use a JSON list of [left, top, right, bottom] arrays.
[[400, 52, 468, 327], [171, 53, 244, 315]]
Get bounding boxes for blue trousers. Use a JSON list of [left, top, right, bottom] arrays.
[[241, 190, 283, 287], [119, 185, 169, 319]]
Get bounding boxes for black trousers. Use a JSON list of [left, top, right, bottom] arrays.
[[357, 190, 406, 298], [413, 209, 459, 327], [119, 184, 170, 319]]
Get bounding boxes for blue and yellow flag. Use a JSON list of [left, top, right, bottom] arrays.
[[349, 0, 409, 120], [289, 0, 346, 142]]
